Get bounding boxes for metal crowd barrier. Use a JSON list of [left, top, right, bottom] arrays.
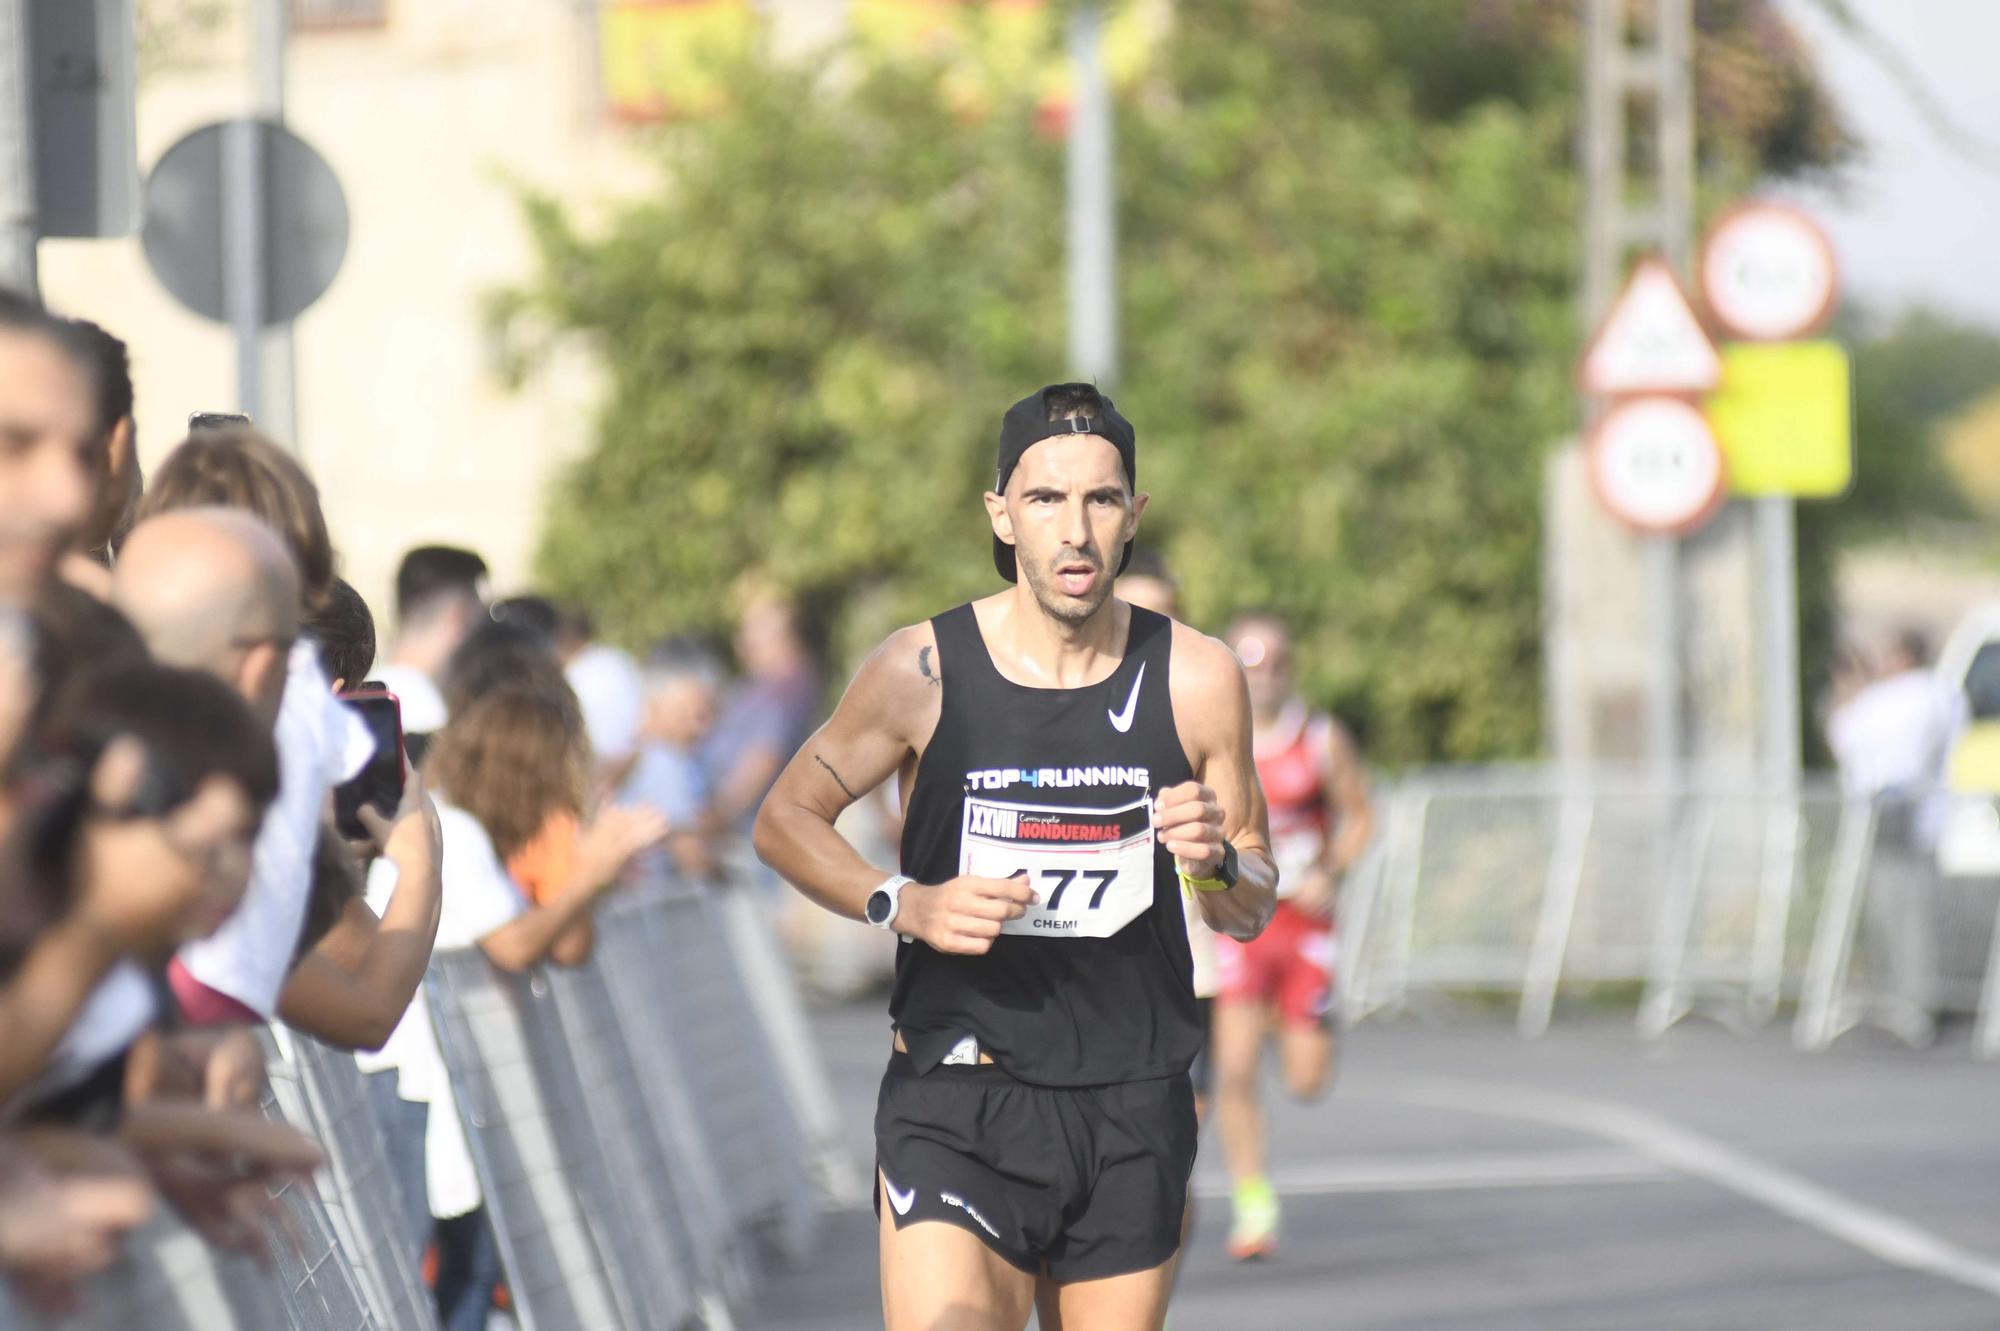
[[427, 946, 648, 1331], [4, 863, 846, 1327], [709, 879, 864, 1203], [0, 1042, 383, 1331], [423, 875, 838, 1330], [255, 1030, 385, 1330], [609, 883, 820, 1261], [271, 1028, 442, 1331], [587, 890, 755, 1300], [1341, 767, 2000, 1054]]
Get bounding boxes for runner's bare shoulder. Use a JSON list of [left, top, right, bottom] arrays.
[[839, 620, 945, 748]]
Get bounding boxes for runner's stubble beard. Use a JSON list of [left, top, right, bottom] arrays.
[[1018, 543, 1113, 628]]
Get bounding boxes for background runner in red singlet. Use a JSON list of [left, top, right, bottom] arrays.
[[1113, 553, 1222, 1115], [1211, 611, 1373, 1260]]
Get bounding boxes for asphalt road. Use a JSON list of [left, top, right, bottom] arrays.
[[743, 1000, 2000, 1330]]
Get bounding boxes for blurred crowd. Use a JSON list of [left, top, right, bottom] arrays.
[[0, 289, 822, 1329], [1825, 629, 1960, 810]]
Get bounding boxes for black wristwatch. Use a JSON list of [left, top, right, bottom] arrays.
[[1213, 840, 1240, 889], [1182, 840, 1240, 894]]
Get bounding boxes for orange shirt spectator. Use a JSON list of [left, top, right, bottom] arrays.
[[507, 811, 579, 908]]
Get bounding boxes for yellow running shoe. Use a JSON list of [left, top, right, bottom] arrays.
[[1226, 1176, 1279, 1261]]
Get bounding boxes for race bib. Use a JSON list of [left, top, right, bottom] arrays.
[[959, 795, 1156, 940]]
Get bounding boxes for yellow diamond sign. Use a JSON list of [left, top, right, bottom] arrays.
[[1705, 340, 1852, 498]]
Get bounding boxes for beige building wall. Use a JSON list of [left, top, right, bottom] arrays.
[[37, 0, 709, 642]]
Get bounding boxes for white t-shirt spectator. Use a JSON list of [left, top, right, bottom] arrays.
[[566, 643, 645, 765], [1828, 667, 1964, 850], [178, 639, 374, 1017], [355, 799, 527, 1219], [1827, 669, 1958, 797], [373, 663, 449, 735]]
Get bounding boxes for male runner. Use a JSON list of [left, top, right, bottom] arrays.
[[1211, 611, 1373, 1261], [755, 384, 1276, 1331]]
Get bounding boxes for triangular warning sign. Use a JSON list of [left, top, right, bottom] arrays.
[[1578, 257, 1722, 395]]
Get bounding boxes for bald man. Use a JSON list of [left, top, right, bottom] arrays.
[[115, 508, 446, 1047], [112, 508, 300, 728]]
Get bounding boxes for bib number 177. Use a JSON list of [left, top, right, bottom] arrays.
[[959, 795, 1155, 940], [1007, 867, 1119, 912]]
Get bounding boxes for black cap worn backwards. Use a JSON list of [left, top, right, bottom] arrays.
[[991, 384, 1138, 583]]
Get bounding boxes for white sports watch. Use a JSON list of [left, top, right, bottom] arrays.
[[865, 874, 915, 930]]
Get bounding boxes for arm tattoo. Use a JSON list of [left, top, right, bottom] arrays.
[[814, 753, 860, 801], [918, 646, 941, 687]]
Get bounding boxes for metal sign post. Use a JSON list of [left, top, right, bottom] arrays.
[[221, 116, 267, 420], [1698, 202, 1841, 789], [1580, 0, 1698, 779], [250, 0, 296, 447], [1755, 496, 1801, 786], [1066, 2, 1115, 386], [0, 0, 36, 291]]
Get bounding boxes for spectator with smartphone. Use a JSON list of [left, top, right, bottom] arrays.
[[294, 578, 389, 962]]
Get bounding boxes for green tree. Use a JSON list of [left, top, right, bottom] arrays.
[[495, 1, 1843, 763]]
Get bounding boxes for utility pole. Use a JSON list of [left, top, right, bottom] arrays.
[[228, 0, 296, 443], [1066, 2, 1116, 385], [1580, 0, 1696, 781], [0, 0, 36, 292]]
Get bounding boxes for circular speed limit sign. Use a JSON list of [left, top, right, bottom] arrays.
[[1700, 202, 1837, 342], [1587, 396, 1726, 535]]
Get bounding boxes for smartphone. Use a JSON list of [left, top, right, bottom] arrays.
[[334, 691, 406, 841], [188, 411, 252, 432]]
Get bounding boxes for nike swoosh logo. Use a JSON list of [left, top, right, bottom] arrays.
[[884, 1175, 917, 1217], [1108, 661, 1146, 733]]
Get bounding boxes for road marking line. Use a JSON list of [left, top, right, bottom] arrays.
[[1379, 1076, 2000, 1301], [1191, 1148, 1669, 1199]]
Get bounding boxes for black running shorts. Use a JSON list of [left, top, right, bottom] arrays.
[[1189, 997, 1215, 1101], [874, 1049, 1198, 1282]]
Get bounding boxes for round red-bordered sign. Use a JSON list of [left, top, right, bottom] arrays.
[[1699, 201, 1838, 342], [1587, 396, 1728, 536]]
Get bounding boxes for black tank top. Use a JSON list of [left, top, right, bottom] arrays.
[[892, 602, 1200, 1087]]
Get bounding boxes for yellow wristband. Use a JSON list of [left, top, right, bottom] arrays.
[[1179, 871, 1231, 895]]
